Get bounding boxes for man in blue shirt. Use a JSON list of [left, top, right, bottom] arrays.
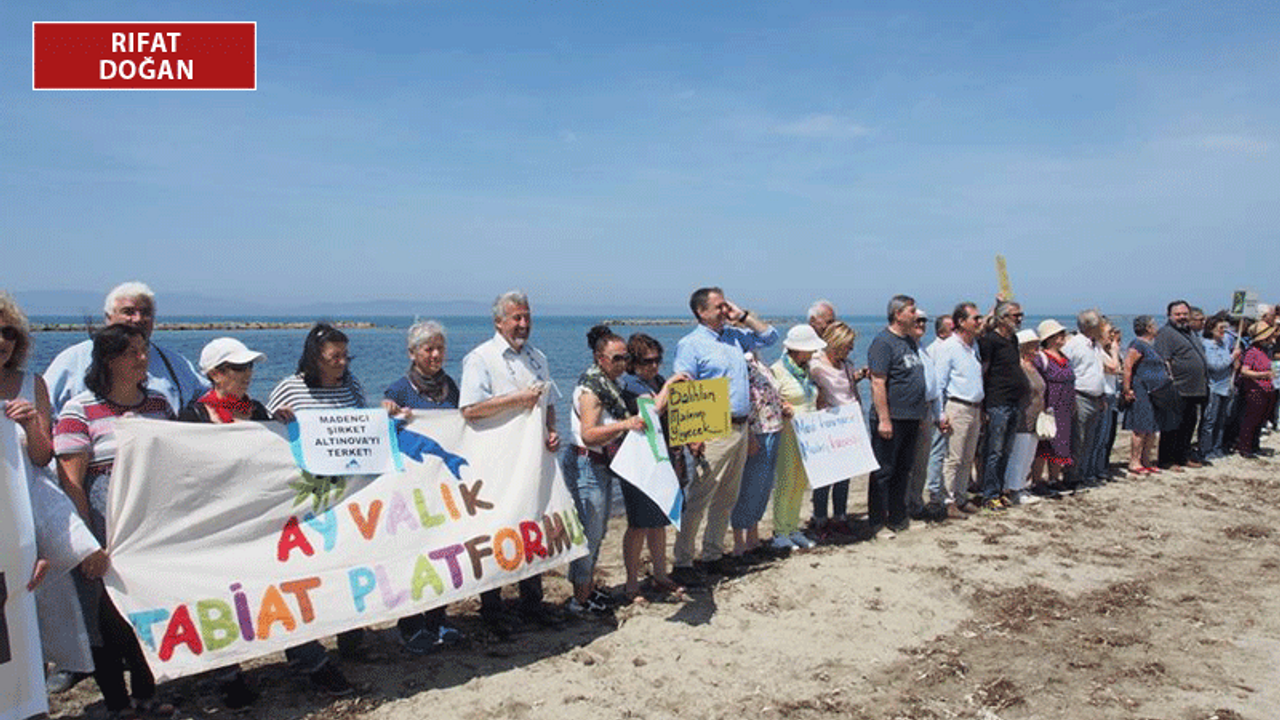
[[670, 287, 778, 586]]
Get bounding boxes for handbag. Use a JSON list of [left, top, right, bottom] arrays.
[[1035, 407, 1057, 441]]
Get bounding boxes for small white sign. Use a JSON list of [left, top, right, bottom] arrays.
[[289, 409, 399, 475]]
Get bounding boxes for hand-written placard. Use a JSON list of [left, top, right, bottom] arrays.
[[791, 404, 880, 489], [666, 378, 731, 446], [610, 398, 682, 523], [289, 409, 401, 476]]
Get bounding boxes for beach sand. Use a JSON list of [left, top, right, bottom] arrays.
[[49, 429, 1280, 720]]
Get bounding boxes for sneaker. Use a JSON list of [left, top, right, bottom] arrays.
[[46, 670, 90, 694], [770, 534, 797, 550], [982, 497, 1007, 512], [959, 501, 980, 514], [309, 662, 354, 697], [945, 503, 969, 520], [789, 531, 816, 549], [402, 628, 441, 655], [588, 587, 618, 609], [565, 595, 610, 617], [1012, 491, 1041, 506], [436, 624, 465, 647]]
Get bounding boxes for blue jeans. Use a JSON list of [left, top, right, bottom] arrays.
[[980, 404, 1019, 500], [1072, 393, 1105, 483], [732, 431, 779, 530], [924, 423, 949, 503], [1086, 394, 1116, 479], [1199, 392, 1231, 458], [562, 449, 614, 587]]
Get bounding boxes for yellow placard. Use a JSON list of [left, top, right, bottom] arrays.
[[995, 254, 1013, 300], [666, 377, 732, 445]]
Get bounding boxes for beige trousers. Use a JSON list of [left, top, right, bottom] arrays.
[[674, 424, 748, 566], [941, 400, 982, 505]]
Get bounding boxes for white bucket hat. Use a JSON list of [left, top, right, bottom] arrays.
[[783, 324, 827, 352]]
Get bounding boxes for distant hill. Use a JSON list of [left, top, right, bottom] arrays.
[[11, 289, 682, 318]]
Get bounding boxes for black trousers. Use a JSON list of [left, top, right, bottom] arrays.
[[93, 593, 156, 712], [868, 416, 920, 529], [1158, 394, 1205, 466]]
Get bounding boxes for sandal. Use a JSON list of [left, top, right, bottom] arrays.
[[648, 576, 684, 595]]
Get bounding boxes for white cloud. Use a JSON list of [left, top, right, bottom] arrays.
[[770, 113, 871, 139]]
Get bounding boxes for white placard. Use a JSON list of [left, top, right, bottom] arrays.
[[791, 404, 880, 489]]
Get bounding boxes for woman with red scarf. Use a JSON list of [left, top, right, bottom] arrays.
[[178, 337, 270, 423], [175, 337, 268, 708]]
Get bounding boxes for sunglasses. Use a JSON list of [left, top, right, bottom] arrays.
[[219, 361, 254, 372], [636, 355, 663, 366], [607, 354, 628, 363], [0, 326, 18, 341], [914, 319, 928, 326]]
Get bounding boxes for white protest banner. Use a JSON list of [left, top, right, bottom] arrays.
[[1, 422, 47, 720], [791, 404, 880, 489], [288, 408, 401, 475], [105, 409, 587, 681], [610, 398, 682, 524]]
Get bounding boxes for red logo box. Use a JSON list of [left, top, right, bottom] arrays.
[[33, 21, 256, 90]]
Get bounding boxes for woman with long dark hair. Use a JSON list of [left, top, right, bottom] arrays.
[[54, 324, 176, 719]]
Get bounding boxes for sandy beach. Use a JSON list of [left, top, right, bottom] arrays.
[[48, 428, 1279, 720]]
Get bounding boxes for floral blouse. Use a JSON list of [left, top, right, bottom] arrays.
[[745, 353, 786, 434]]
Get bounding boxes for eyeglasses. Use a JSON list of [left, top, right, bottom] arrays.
[[0, 326, 17, 341], [636, 355, 662, 366], [219, 361, 254, 372]]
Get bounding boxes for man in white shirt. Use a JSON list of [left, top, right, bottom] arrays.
[[459, 290, 562, 634], [44, 281, 208, 415], [1062, 309, 1116, 488], [931, 303, 985, 514]]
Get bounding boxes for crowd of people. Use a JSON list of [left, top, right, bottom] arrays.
[[3, 282, 1277, 719]]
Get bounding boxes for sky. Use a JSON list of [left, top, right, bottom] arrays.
[[3, 1, 1277, 317]]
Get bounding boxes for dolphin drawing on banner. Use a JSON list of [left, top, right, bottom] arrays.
[[395, 425, 469, 480]]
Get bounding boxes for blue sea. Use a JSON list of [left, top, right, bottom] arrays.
[[29, 312, 1066, 433]]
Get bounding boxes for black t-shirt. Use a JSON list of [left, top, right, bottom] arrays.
[[867, 328, 926, 420], [978, 330, 1030, 408]]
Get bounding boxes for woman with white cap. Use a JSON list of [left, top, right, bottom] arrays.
[[769, 325, 827, 549], [1032, 319, 1075, 490], [1004, 328, 1044, 503], [178, 337, 270, 422]]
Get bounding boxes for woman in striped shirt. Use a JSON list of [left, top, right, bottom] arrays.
[[54, 323, 176, 719], [263, 322, 367, 684], [266, 323, 365, 421]]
